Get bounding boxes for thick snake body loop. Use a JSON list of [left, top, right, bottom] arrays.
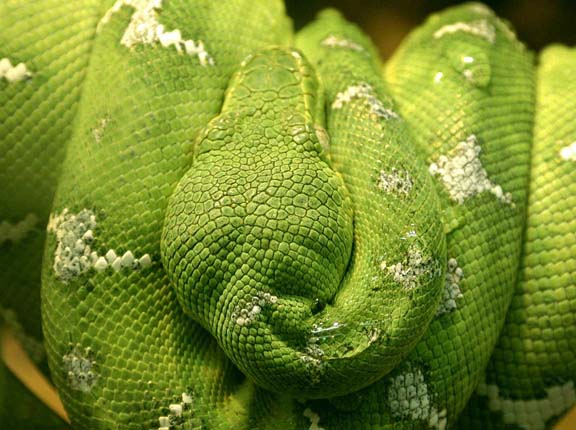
[[162, 48, 358, 397], [458, 44, 576, 429], [1, 1, 575, 429], [38, 1, 293, 428], [161, 40, 446, 398], [381, 4, 535, 424]]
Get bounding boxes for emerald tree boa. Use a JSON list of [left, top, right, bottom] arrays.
[[0, 1, 574, 429]]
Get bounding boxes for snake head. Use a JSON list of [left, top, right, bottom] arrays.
[[161, 47, 445, 398]]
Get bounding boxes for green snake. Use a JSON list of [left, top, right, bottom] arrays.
[[1, 1, 575, 429]]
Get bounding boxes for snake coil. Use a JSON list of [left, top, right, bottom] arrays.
[[0, 1, 574, 429]]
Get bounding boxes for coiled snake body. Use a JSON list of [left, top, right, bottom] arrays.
[[0, 1, 574, 429]]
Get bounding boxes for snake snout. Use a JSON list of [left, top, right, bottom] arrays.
[[160, 118, 357, 396]]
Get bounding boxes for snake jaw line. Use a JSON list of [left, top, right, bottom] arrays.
[[161, 48, 366, 398]]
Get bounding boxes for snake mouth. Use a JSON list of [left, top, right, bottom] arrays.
[[161, 48, 446, 399]]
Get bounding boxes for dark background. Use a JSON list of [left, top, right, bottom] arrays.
[[285, 0, 576, 59]]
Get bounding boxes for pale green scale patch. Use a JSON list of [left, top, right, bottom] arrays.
[[429, 135, 513, 205], [387, 368, 447, 430], [560, 141, 576, 161], [380, 244, 440, 290], [433, 72, 445, 84], [63, 344, 98, 393], [321, 35, 364, 52], [433, 19, 496, 44], [48, 209, 98, 280], [0, 57, 32, 82], [231, 292, 278, 327], [332, 82, 399, 120], [48, 209, 151, 281], [477, 380, 576, 430], [299, 353, 323, 385], [458, 2, 520, 43], [157, 392, 194, 430], [0, 213, 38, 244], [91, 117, 110, 143], [436, 257, 464, 316], [377, 168, 413, 195], [98, 0, 214, 66]]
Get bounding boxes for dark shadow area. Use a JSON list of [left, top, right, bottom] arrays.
[[285, 0, 576, 58]]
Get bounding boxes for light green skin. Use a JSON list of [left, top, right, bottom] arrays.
[[161, 43, 445, 399], [1, 1, 574, 429], [457, 44, 576, 429], [0, 1, 100, 427]]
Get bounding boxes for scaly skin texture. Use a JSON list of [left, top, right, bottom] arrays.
[[0, 1, 574, 429], [161, 46, 446, 399], [382, 4, 534, 427], [0, 1, 101, 426], [457, 44, 576, 430], [40, 1, 293, 429]]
